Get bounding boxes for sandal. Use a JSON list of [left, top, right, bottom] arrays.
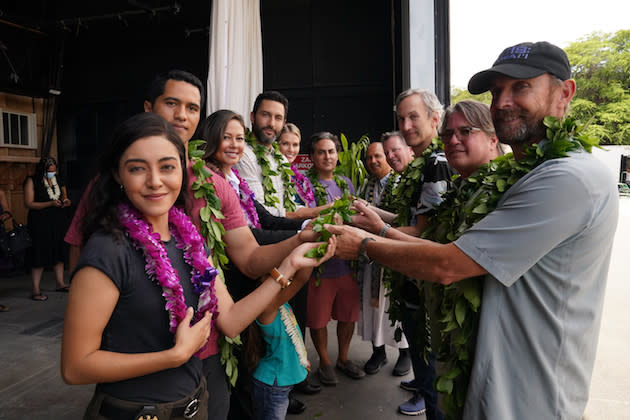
[[31, 294, 48, 301], [336, 360, 366, 379], [55, 286, 70, 292]]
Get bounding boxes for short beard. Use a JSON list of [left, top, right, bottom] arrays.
[[493, 109, 546, 146], [253, 124, 276, 145]]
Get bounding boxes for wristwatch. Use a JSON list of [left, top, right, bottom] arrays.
[[270, 267, 291, 289], [379, 223, 391, 237], [358, 237, 376, 264]]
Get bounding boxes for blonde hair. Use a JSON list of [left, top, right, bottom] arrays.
[[280, 123, 301, 142]]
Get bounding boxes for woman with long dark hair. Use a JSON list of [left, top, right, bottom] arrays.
[[61, 112, 334, 420], [24, 156, 72, 300]]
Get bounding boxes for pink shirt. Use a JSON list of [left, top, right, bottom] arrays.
[[64, 179, 95, 246], [187, 163, 247, 358]]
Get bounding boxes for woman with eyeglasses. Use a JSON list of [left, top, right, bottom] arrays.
[[439, 100, 507, 178]]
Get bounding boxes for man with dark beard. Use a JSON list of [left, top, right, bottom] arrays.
[[327, 41, 618, 419], [235, 91, 294, 217]]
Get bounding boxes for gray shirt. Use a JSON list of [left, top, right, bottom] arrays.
[[455, 150, 618, 419]]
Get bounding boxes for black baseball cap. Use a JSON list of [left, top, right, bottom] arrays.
[[468, 41, 571, 94]]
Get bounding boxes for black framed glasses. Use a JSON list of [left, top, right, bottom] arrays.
[[440, 126, 481, 142]]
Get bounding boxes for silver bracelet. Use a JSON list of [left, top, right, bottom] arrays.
[[379, 223, 391, 237]]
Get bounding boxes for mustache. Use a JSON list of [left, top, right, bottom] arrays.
[[493, 109, 527, 120]]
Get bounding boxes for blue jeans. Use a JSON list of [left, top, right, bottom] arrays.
[[401, 303, 443, 420], [251, 377, 292, 420]]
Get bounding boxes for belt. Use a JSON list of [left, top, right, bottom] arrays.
[[99, 384, 203, 420]]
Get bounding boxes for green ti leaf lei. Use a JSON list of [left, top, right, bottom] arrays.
[[377, 171, 401, 213], [381, 139, 442, 352], [244, 129, 297, 212], [307, 168, 351, 206], [420, 116, 599, 419], [304, 169, 354, 285], [303, 195, 355, 286], [188, 139, 241, 388]]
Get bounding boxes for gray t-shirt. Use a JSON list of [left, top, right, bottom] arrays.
[[455, 150, 618, 419]]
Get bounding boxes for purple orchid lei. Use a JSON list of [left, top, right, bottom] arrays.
[[118, 203, 219, 354], [291, 163, 315, 207], [231, 168, 261, 229]]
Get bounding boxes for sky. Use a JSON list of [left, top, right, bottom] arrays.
[[449, 0, 630, 88]]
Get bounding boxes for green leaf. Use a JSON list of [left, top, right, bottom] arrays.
[[436, 375, 453, 393], [455, 300, 466, 327]]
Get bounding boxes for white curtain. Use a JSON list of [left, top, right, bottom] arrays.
[[207, 0, 263, 122]]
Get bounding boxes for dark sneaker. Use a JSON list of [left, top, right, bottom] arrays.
[[392, 348, 411, 376], [318, 363, 338, 386], [400, 378, 419, 392], [287, 395, 306, 415], [293, 377, 321, 395], [364, 348, 387, 374], [398, 394, 426, 416], [336, 360, 366, 379]]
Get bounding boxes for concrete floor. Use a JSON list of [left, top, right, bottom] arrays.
[[1, 199, 629, 420]]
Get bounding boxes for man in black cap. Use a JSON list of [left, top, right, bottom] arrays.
[[326, 41, 618, 418]]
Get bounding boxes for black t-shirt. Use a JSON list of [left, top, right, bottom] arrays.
[[75, 231, 202, 402], [403, 151, 455, 304]]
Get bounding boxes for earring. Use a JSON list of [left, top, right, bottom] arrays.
[[120, 184, 124, 191]]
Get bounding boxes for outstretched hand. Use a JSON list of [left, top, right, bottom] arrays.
[[324, 224, 374, 260], [279, 236, 337, 277], [350, 200, 386, 234]]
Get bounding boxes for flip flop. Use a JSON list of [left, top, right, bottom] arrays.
[[0, 304, 9, 312], [55, 286, 70, 292], [31, 294, 48, 301]]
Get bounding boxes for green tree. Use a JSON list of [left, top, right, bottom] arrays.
[[451, 87, 491, 105], [566, 30, 630, 144]]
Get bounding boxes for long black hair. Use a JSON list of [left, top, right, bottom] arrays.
[[194, 109, 245, 169], [81, 112, 188, 244], [33, 156, 58, 180]]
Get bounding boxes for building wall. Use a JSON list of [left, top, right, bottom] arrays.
[[0, 92, 55, 224]]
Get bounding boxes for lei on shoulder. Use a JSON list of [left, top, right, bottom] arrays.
[[188, 139, 241, 387], [392, 138, 442, 225], [231, 168, 261, 229], [244, 129, 297, 212], [306, 168, 351, 206], [377, 172, 400, 212], [188, 140, 229, 277], [118, 203, 219, 356], [420, 116, 598, 418], [382, 139, 442, 341], [44, 176, 61, 200], [303, 168, 355, 285], [291, 163, 316, 207], [280, 304, 309, 368]]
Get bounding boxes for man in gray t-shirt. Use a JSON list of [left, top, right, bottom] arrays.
[[328, 41, 618, 419]]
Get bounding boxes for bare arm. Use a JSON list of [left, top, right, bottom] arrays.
[[325, 223, 486, 285], [350, 201, 424, 242], [223, 226, 318, 279], [61, 186, 71, 207], [61, 267, 211, 385], [215, 240, 335, 335], [24, 178, 61, 210], [394, 216, 428, 238]]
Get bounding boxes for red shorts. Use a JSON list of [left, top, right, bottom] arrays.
[[306, 273, 359, 329]]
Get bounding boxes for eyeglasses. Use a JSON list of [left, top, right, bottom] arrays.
[[439, 126, 482, 142]]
